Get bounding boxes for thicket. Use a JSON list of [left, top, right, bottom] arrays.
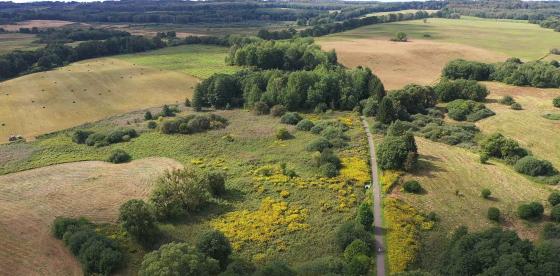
[[73, 128, 138, 147], [376, 133, 418, 171], [438, 227, 560, 275], [118, 199, 158, 244], [480, 133, 528, 164], [139, 242, 220, 276], [446, 99, 495, 122], [433, 78, 489, 102], [514, 156, 558, 177], [160, 114, 228, 135], [442, 59, 494, 81], [51, 217, 123, 275], [35, 28, 130, 44]]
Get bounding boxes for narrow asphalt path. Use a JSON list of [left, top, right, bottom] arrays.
[[361, 116, 386, 276]]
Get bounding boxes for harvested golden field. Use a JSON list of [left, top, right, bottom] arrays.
[[0, 157, 182, 276], [477, 82, 560, 168], [399, 138, 554, 240], [0, 58, 198, 142], [0, 20, 77, 32], [318, 38, 505, 90]]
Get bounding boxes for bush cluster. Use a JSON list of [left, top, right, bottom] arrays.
[[73, 128, 138, 147], [480, 133, 528, 164], [446, 99, 495, 122], [280, 112, 303, 125], [549, 191, 560, 206], [51, 217, 123, 275], [312, 149, 342, 177], [270, 104, 287, 117], [434, 78, 489, 102], [553, 97, 560, 108], [417, 122, 477, 146], [275, 128, 292, 140], [296, 119, 314, 131], [518, 202, 544, 220], [498, 95, 516, 105], [403, 180, 422, 193], [487, 207, 500, 222], [376, 133, 418, 171], [514, 156, 557, 176], [119, 199, 158, 244], [442, 59, 495, 81], [160, 114, 227, 135], [107, 149, 131, 164]]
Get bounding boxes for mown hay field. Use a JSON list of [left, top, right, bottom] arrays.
[[0, 157, 182, 276], [0, 58, 198, 142], [476, 82, 560, 168]]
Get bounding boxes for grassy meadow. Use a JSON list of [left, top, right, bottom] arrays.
[[0, 33, 43, 55], [117, 44, 239, 79], [0, 108, 371, 273]]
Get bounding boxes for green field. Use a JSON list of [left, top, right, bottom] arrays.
[[325, 16, 560, 60], [117, 44, 239, 79], [0, 108, 370, 273], [0, 33, 43, 55]]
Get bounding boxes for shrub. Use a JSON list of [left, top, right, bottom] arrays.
[[139, 242, 219, 276], [404, 151, 418, 172], [480, 152, 490, 164], [481, 188, 491, 199], [72, 130, 93, 144], [314, 103, 328, 113], [52, 217, 91, 239], [418, 123, 477, 146], [518, 202, 544, 220], [223, 258, 256, 275], [270, 104, 287, 117], [335, 222, 373, 251], [514, 156, 557, 176], [320, 163, 338, 177], [511, 103, 522, 110], [376, 97, 397, 124], [149, 168, 212, 220], [196, 230, 232, 268], [306, 137, 332, 152], [313, 149, 341, 169], [253, 101, 270, 115], [144, 111, 153, 120], [434, 78, 489, 102], [553, 97, 560, 108], [446, 99, 494, 122], [481, 133, 528, 162], [355, 202, 374, 230], [548, 191, 560, 206], [296, 119, 314, 131], [85, 132, 108, 147], [376, 135, 417, 170], [118, 199, 158, 244], [280, 112, 303, 125], [160, 104, 175, 117], [391, 32, 408, 42], [275, 128, 292, 140], [403, 180, 422, 194], [344, 254, 370, 276], [184, 98, 191, 107], [362, 97, 378, 117], [487, 207, 500, 222], [542, 223, 560, 240], [160, 114, 228, 135], [107, 149, 131, 164], [551, 205, 560, 222], [147, 121, 157, 129], [498, 95, 515, 105], [204, 170, 226, 197], [344, 240, 370, 262]]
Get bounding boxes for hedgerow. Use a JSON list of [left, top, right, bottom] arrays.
[[74, 128, 138, 147], [160, 114, 227, 135]]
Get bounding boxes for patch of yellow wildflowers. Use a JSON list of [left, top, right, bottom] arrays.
[[380, 170, 402, 193], [210, 197, 310, 251], [340, 156, 370, 184]]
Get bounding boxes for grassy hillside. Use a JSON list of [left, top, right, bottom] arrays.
[[117, 44, 240, 79], [477, 82, 560, 168], [323, 17, 560, 60], [0, 109, 370, 273]]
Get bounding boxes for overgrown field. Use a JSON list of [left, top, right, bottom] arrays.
[[117, 44, 239, 79], [0, 58, 198, 142], [0, 33, 43, 55], [477, 82, 560, 168], [0, 108, 371, 273]]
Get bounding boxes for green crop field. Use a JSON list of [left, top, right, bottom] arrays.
[[324, 16, 560, 60], [117, 44, 240, 79]]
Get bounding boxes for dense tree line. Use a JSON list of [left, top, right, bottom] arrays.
[[0, 34, 163, 80], [34, 28, 130, 44], [442, 58, 560, 88], [447, 0, 560, 21]]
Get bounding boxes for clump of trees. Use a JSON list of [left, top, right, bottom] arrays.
[[433, 78, 489, 102], [119, 199, 158, 244], [446, 99, 495, 122], [73, 128, 138, 147], [480, 133, 528, 164], [438, 226, 560, 275], [442, 59, 494, 81], [160, 114, 228, 135], [51, 217, 123, 275], [376, 132, 418, 171], [139, 242, 220, 276]]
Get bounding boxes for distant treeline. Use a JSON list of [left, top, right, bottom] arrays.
[[0, 35, 163, 80], [32, 28, 131, 44], [443, 58, 560, 88], [447, 0, 560, 20]]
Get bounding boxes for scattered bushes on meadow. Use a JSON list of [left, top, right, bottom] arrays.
[[139, 242, 220, 276], [144, 111, 153, 120], [553, 97, 560, 108], [518, 202, 544, 220], [391, 32, 408, 42], [481, 188, 491, 199], [74, 128, 138, 147], [403, 180, 422, 194], [549, 191, 560, 206], [498, 95, 516, 105], [305, 137, 332, 152], [160, 114, 227, 135], [514, 156, 558, 176], [480, 133, 528, 164], [149, 168, 226, 220], [442, 59, 494, 81], [52, 217, 123, 275], [417, 123, 477, 146], [487, 207, 500, 222], [280, 112, 303, 125], [433, 78, 489, 102], [446, 99, 495, 122], [275, 128, 293, 140], [107, 149, 131, 164], [118, 199, 158, 244]]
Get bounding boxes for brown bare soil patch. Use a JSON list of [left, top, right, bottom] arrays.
[[0, 20, 77, 32], [0, 157, 182, 276], [318, 38, 506, 90]]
